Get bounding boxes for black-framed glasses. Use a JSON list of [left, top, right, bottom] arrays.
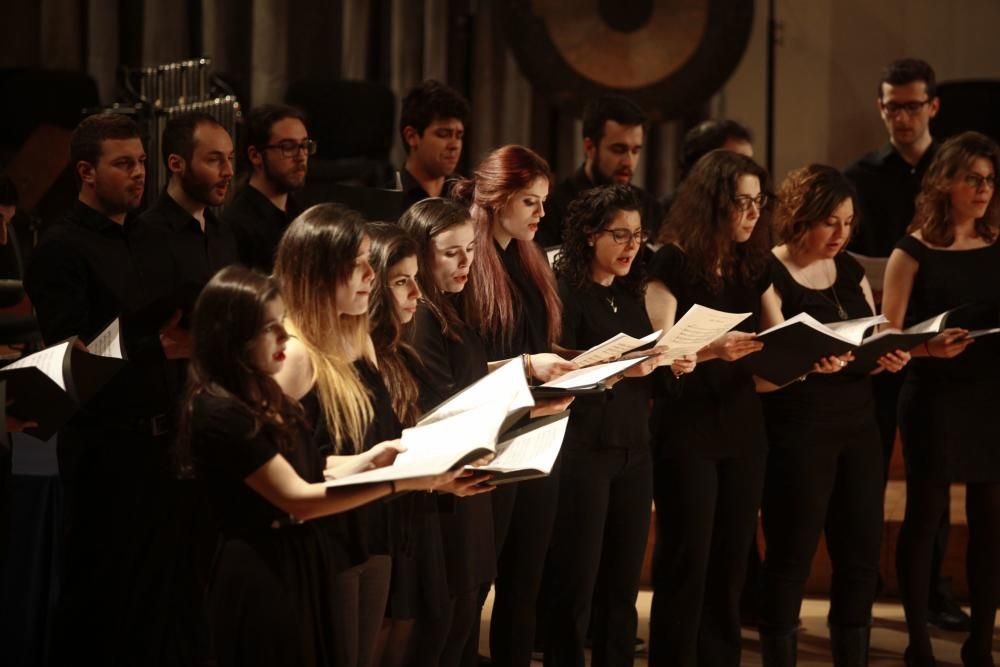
[[596, 228, 649, 245], [880, 100, 931, 116], [962, 172, 997, 190], [262, 139, 317, 158], [732, 193, 768, 212]]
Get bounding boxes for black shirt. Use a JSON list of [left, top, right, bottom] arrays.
[[646, 243, 771, 460], [222, 184, 301, 274], [409, 299, 489, 411], [24, 200, 173, 423], [397, 167, 458, 210], [537, 165, 664, 248], [558, 277, 655, 454], [762, 253, 876, 431], [138, 190, 239, 319], [845, 141, 939, 258], [486, 241, 550, 359]]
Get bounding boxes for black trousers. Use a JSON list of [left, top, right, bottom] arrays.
[[488, 464, 561, 667], [647, 447, 767, 667], [543, 447, 652, 667], [759, 426, 883, 633]]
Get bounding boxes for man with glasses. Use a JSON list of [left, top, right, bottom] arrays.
[[223, 104, 313, 273], [536, 95, 663, 249], [845, 58, 970, 633]]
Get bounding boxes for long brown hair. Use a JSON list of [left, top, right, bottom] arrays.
[[398, 197, 473, 341], [273, 203, 373, 454], [367, 222, 422, 427], [658, 149, 771, 290], [179, 266, 303, 469], [910, 131, 1000, 246], [452, 144, 562, 346]]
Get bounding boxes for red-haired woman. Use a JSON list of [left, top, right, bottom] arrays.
[[453, 145, 575, 667]]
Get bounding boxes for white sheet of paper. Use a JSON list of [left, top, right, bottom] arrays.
[[758, 313, 884, 346], [825, 315, 887, 344], [3, 342, 70, 391], [87, 319, 124, 359], [418, 358, 533, 426], [572, 330, 662, 368], [968, 327, 1000, 339], [545, 246, 561, 266], [848, 252, 889, 292], [658, 304, 751, 360], [475, 414, 569, 474], [541, 356, 645, 389]]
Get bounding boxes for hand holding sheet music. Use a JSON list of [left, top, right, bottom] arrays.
[[657, 305, 751, 361]]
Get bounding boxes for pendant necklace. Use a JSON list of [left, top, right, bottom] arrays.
[[606, 296, 618, 313], [797, 258, 848, 320]]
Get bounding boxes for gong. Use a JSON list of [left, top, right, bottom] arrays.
[[503, 0, 755, 120]]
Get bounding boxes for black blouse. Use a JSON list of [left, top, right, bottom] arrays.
[[486, 240, 550, 359], [895, 235, 1000, 382], [646, 243, 771, 460], [762, 252, 876, 430], [191, 392, 320, 537], [558, 277, 655, 454]]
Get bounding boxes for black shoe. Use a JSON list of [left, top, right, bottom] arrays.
[[928, 577, 971, 632], [960, 639, 996, 667], [829, 625, 870, 667]]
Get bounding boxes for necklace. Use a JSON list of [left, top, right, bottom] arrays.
[[606, 296, 618, 313], [792, 257, 848, 320]]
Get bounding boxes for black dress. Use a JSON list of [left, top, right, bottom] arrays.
[[354, 359, 449, 621], [759, 253, 884, 633], [191, 392, 339, 667], [895, 235, 1000, 483], [645, 243, 771, 667], [544, 277, 656, 666]]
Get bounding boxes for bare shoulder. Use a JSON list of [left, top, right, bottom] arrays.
[[274, 337, 316, 400]]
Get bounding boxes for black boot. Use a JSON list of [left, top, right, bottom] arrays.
[[829, 625, 870, 667], [759, 630, 797, 667]]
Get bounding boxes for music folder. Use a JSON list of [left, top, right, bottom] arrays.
[[0, 319, 126, 441], [326, 359, 565, 487], [469, 412, 570, 485], [530, 355, 651, 399]]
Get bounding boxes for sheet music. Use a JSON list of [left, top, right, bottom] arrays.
[[572, 330, 662, 368], [87, 319, 124, 359], [541, 356, 646, 389], [418, 358, 533, 426], [545, 246, 562, 266], [968, 327, 1000, 339], [3, 342, 70, 391], [658, 304, 751, 360], [825, 315, 887, 344], [862, 310, 950, 344], [848, 252, 889, 292], [475, 414, 569, 473]]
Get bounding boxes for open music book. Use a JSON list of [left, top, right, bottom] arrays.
[[531, 355, 652, 399], [741, 314, 884, 385], [570, 330, 662, 368], [470, 412, 570, 485], [658, 304, 752, 361], [0, 319, 127, 440], [847, 310, 953, 373], [326, 359, 567, 487]]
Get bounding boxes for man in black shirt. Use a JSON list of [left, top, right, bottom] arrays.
[[536, 95, 663, 248], [24, 113, 191, 663], [139, 111, 237, 317], [223, 104, 310, 272], [844, 58, 968, 633], [396, 80, 470, 208], [846, 58, 940, 261]]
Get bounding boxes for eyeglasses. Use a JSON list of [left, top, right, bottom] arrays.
[[962, 172, 997, 190], [262, 139, 317, 158], [732, 193, 768, 212], [596, 228, 649, 245], [880, 100, 931, 116]]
